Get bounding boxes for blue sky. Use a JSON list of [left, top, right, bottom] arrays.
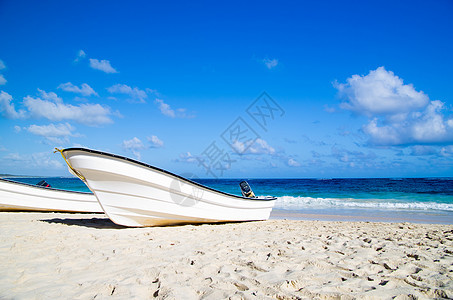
[[0, 0, 452, 178]]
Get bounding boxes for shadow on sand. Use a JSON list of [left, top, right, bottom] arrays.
[[40, 217, 125, 229], [40, 217, 262, 229]]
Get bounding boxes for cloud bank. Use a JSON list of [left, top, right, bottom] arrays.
[[336, 67, 453, 146], [336, 67, 429, 116]]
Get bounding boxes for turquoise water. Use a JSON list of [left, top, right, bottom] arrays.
[[7, 177, 453, 224]]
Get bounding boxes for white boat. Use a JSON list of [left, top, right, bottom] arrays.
[[0, 178, 102, 212], [59, 148, 277, 227]]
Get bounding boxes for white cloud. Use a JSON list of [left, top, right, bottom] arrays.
[[74, 50, 86, 63], [232, 138, 303, 169], [0, 59, 6, 85], [146, 88, 159, 95], [176, 152, 197, 163], [337, 67, 453, 146], [26, 123, 79, 144], [411, 100, 451, 142], [107, 84, 147, 103], [335, 66, 429, 116], [232, 138, 276, 155], [362, 118, 400, 145], [122, 137, 145, 159], [287, 158, 301, 167], [155, 99, 176, 117], [1, 90, 114, 125], [249, 138, 276, 155], [263, 58, 278, 69], [154, 99, 195, 118], [231, 140, 254, 154], [0, 91, 26, 119], [26, 123, 76, 137], [23, 90, 113, 126], [58, 82, 98, 97], [0, 60, 6, 85], [38, 89, 63, 103], [122, 137, 144, 149], [363, 100, 453, 145], [89, 58, 118, 74], [148, 135, 164, 148]]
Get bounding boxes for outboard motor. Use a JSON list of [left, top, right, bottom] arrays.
[[36, 180, 51, 188], [239, 180, 255, 198]]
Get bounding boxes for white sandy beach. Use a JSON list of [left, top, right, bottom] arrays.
[[0, 212, 452, 299]]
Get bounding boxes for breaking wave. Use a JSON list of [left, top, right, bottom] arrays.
[[275, 196, 453, 212]]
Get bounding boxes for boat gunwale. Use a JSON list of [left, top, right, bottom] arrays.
[[0, 177, 93, 195], [62, 147, 277, 202]]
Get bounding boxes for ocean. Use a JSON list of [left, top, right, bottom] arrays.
[[6, 177, 453, 224]]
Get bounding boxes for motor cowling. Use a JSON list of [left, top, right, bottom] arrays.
[[239, 180, 255, 198]]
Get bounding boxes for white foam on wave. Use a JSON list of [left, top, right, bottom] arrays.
[[275, 196, 453, 211]]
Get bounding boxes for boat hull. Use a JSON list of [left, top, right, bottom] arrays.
[[0, 178, 102, 212], [62, 148, 276, 227]]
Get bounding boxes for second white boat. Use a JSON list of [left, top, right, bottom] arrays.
[[0, 178, 102, 212], [59, 148, 277, 227]]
